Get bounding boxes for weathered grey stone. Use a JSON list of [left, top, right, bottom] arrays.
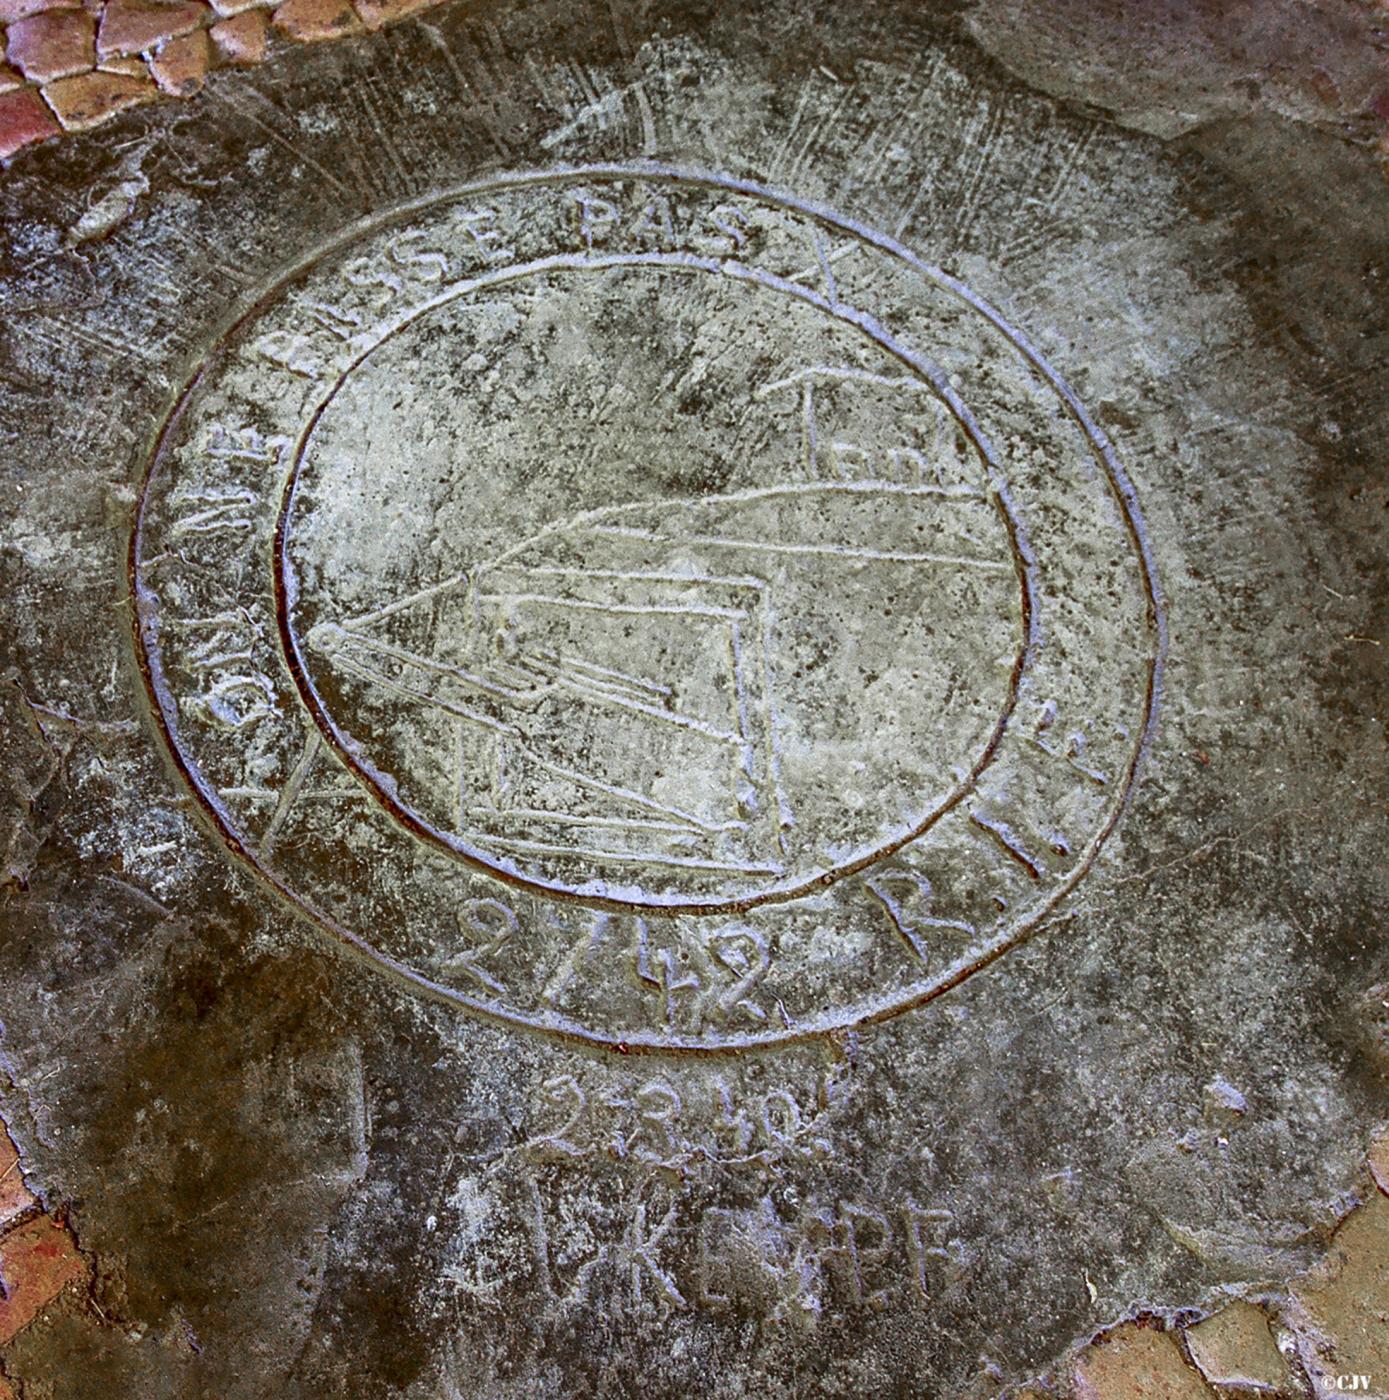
[[0, 1, 1386, 1396]]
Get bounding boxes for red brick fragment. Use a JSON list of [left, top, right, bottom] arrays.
[[0, 1214, 85, 1344], [5, 7, 95, 82], [1074, 1322, 1215, 1399], [0, 85, 60, 157], [0, 0, 78, 22], [1184, 1301, 1288, 1394], [149, 26, 207, 93], [0, 1124, 37, 1227], [271, 0, 359, 41], [96, 0, 208, 59], [209, 7, 265, 62], [1291, 1192, 1389, 1388], [41, 68, 155, 129], [351, 0, 435, 31]]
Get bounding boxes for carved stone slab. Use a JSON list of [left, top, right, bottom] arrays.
[[131, 165, 1161, 1051], [0, 2, 1385, 1396]]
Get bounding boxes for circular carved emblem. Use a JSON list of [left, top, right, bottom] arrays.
[[131, 165, 1163, 1052]]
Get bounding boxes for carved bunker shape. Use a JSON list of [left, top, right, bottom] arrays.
[[131, 164, 1164, 1053]]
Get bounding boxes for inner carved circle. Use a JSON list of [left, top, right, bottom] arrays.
[[279, 257, 1028, 911]]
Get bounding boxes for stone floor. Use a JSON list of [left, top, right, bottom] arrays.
[[9, 1119, 1389, 1393], [1, 0, 1386, 1396]]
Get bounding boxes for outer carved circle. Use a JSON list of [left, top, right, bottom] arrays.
[[131, 165, 1164, 1053]]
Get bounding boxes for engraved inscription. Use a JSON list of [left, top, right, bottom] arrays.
[[131, 165, 1163, 1051], [491, 1179, 968, 1320], [519, 1067, 839, 1172]]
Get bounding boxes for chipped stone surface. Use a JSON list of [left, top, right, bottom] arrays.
[[1202, 1078, 1249, 1124], [1184, 1301, 1290, 1395], [206, 0, 272, 15], [1074, 1323, 1216, 1400], [0, 1, 1386, 1397], [349, 0, 435, 31], [94, 54, 146, 76]]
